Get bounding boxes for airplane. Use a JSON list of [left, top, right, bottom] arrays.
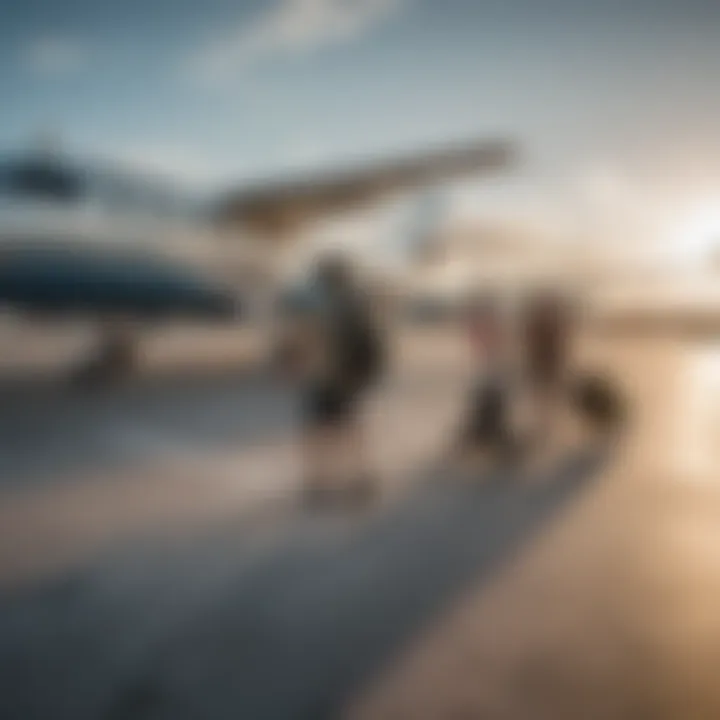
[[0, 138, 515, 381]]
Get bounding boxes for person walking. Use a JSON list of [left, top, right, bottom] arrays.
[[522, 289, 572, 445], [455, 292, 516, 460], [294, 254, 386, 506]]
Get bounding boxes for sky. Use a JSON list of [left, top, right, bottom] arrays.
[[1, 0, 720, 253]]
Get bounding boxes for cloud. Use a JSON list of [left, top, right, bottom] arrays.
[[186, 0, 407, 86], [22, 37, 87, 76]]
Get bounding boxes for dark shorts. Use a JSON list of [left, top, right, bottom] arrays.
[[303, 382, 360, 428]]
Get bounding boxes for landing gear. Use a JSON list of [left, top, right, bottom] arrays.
[[72, 320, 138, 386]]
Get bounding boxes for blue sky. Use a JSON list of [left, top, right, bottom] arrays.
[[1, 0, 720, 221]]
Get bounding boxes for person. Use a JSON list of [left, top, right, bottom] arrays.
[[295, 254, 385, 506], [521, 288, 572, 443], [455, 291, 516, 459]]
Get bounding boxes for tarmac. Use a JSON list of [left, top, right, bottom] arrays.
[[0, 323, 717, 719]]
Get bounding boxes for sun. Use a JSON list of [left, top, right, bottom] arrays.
[[669, 203, 720, 268]]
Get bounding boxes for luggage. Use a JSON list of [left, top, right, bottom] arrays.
[[570, 372, 627, 431]]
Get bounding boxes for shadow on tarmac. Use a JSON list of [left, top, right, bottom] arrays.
[[0, 369, 293, 488]]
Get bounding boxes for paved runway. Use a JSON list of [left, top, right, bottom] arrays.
[[0, 329, 717, 720], [0, 370, 293, 488], [0, 446, 606, 720], [0, 348, 468, 585], [351, 333, 720, 720]]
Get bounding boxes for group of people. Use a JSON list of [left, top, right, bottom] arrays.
[[278, 253, 575, 507], [457, 289, 572, 461]]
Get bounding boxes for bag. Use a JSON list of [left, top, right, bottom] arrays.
[[570, 373, 627, 430], [333, 302, 385, 391]]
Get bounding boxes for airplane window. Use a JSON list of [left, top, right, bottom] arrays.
[[1, 160, 84, 202]]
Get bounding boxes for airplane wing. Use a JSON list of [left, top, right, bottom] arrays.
[[0, 137, 514, 325], [213, 137, 515, 237]]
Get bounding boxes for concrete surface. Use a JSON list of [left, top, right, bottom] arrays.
[[0, 327, 717, 720]]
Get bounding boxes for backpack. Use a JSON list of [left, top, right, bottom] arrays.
[[331, 299, 384, 391]]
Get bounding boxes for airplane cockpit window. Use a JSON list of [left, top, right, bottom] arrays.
[[0, 160, 85, 203]]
